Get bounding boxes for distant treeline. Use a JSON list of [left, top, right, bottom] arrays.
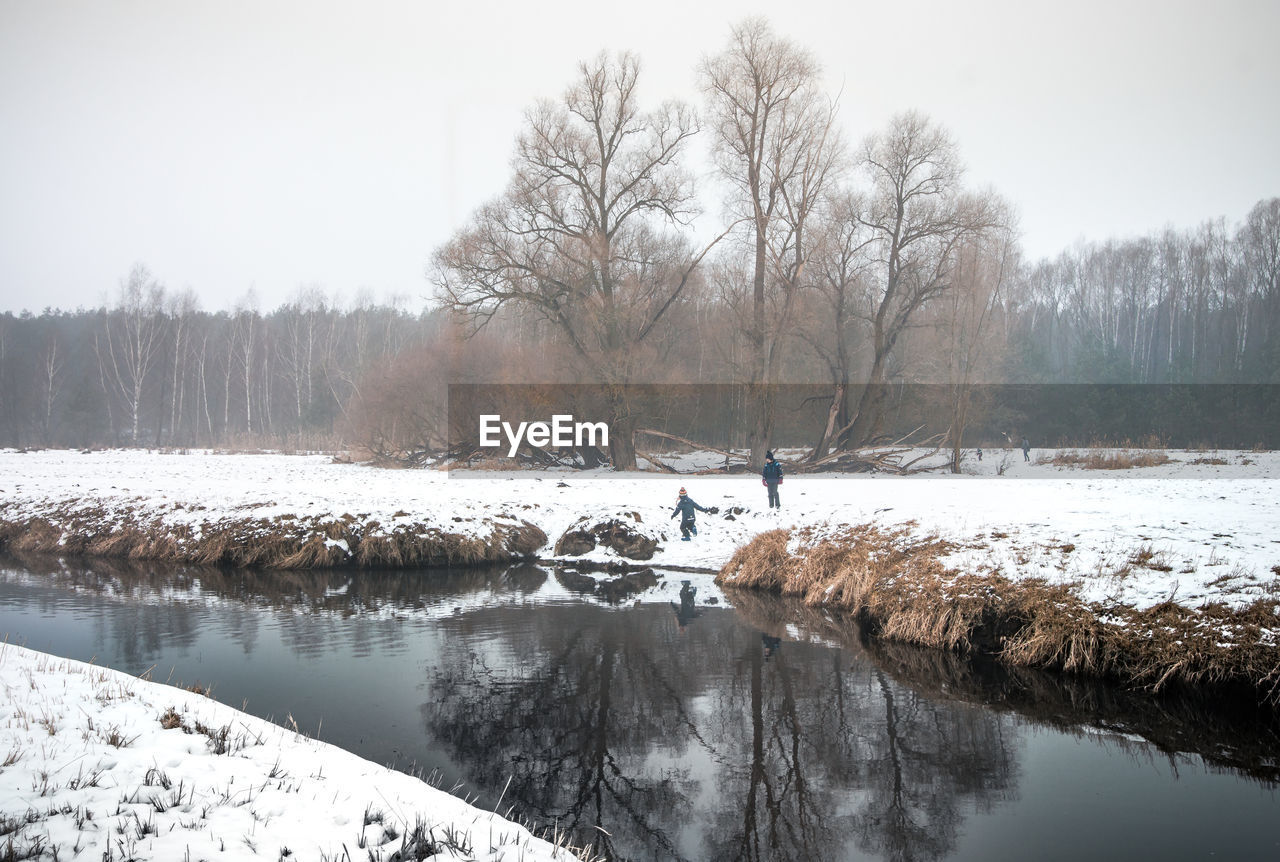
[[0, 278, 435, 450], [0, 197, 1274, 459]]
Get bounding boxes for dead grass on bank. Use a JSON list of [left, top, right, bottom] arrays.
[[718, 526, 1280, 703], [0, 506, 547, 571], [721, 524, 991, 652], [1037, 449, 1174, 470]]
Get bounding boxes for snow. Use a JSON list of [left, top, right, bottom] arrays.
[[1, 447, 1277, 858], [0, 642, 584, 861], [1, 447, 1277, 614]]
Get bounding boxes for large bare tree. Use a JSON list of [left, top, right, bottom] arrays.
[[435, 51, 717, 469], [844, 111, 998, 446], [701, 17, 843, 468]]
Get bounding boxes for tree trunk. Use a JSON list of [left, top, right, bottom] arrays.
[[608, 410, 638, 471], [747, 382, 774, 469], [808, 383, 844, 462], [949, 385, 971, 473]]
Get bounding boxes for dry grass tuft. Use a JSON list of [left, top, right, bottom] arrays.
[[1126, 544, 1174, 572], [98, 725, 138, 748], [718, 529, 794, 590], [1001, 581, 1114, 674], [275, 532, 350, 569], [719, 525, 1280, 703], [1039, 449, 1174, 470]]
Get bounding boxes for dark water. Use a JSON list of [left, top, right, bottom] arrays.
[[2, 555, 1278, 862]]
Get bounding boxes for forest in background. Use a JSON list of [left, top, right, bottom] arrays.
[[1, 193, 1276, 464], [1, 21, 1277, 465]]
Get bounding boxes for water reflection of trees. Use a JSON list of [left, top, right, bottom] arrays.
[[2, 552, 547, 613], [9, 552, 1280, 861], [700, 620, 1015, 862], [729, 588, 1280, 787], [425, 601, 1019, 861], [425, 605, 700, 860], [3, 551, 550, 670]]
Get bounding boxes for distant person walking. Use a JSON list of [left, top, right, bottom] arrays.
[[671, 487, 709, 541], [1021, 436, 1030, 462], [762, 450, 783, 509]]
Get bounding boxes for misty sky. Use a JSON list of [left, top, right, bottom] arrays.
[[2, 0, 1277, 314]]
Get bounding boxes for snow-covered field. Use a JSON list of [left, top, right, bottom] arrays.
[[1, 447, 1277, 612], [0, 642, 585, 862]]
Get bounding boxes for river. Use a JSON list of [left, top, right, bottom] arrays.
[[2, 554, 1277, 861]]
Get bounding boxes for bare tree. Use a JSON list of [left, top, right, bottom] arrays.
[[39, 328, 64, 444], [96, 264, 166, 444], [232, 292, 259, 436], [937, 201, 1017, 471], [800, 190, 873, 460], [435, 51, 714, 469], [845, 112, 996, 446], [165, 288, 200, 446], [278, 286, 327, 434], [701, 17, 844, 468], [196, 329, 215, 444], [1239, 197, 1280, 366]]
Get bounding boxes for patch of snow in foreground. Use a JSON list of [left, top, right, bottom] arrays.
[[0, 643, 583, 862]]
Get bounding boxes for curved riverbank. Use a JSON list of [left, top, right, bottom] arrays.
[[0, 642, 591, 862], [3, 447, 1279, 703], [0, 504, 546, 569], [717, 525, 1280, 704]]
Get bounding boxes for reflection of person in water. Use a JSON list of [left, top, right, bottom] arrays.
[[672, 580, 700, 631], [762, 634, 781, 661]]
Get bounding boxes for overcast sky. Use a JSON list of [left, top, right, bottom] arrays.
[[2, 0, 1277, 314]]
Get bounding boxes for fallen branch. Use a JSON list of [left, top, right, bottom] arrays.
[[797, 446, 912, 471], [635, 430, 747, 462], [635, 450, 679, 473]]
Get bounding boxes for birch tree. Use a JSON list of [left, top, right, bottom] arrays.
[[40, 327, 64, 444], [97, 264, 165, 444]]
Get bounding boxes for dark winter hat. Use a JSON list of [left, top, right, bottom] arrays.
[[766, 450, 774, 460]]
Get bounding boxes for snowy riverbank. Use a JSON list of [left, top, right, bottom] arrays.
[[1, 447, 1278, 614], [0, 642, 587, 861], [2, 447, 1279, 856]]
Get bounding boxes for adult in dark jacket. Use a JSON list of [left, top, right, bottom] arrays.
[[762, 450, 783, 509], [671, 487, 708, 540]]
